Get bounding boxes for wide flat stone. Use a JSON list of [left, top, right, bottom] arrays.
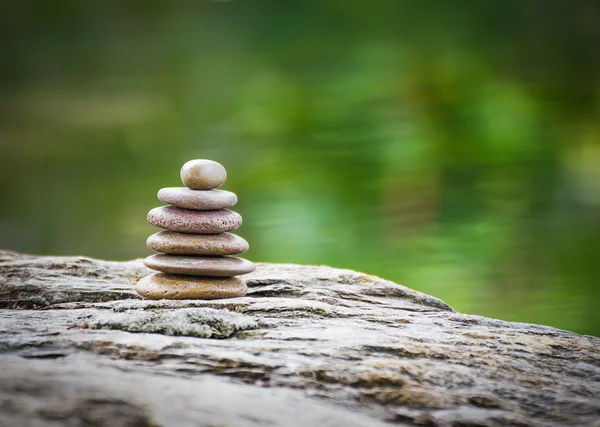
[[147, 231, 249, 255], [157, 187, 237, 210], [147, 206, 242, 233], [144, 254, 256, 276], [136, 273, 247, 299]]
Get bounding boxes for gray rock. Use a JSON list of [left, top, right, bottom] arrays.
[[157, 187, 237, 211], [0, 355, 382, 427], [144, 254, 256, 276], [1, 250, 599, 427], [147, 206, 242, 234]]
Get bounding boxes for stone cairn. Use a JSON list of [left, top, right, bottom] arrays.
[[136, 159, 256, 299]]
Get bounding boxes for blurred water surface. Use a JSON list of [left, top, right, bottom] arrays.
[[1, 1, 599, 335]]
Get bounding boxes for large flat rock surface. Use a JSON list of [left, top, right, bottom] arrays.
[[0, 250, 599, 426]]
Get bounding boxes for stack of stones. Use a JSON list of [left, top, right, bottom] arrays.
[[136, 159, 256, 300]]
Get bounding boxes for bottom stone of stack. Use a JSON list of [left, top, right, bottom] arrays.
[[136, 272, 247, 300]]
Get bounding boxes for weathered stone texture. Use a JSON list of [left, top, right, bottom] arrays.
[[1, 250, 599, 426]]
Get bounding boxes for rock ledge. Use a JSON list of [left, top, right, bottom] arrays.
[[0, 250, 599, 426]]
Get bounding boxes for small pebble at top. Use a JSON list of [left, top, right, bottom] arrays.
[[180, 159, 227, 190]]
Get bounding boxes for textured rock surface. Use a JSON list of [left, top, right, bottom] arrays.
[[0, 250, 599, 427], [147, 206, 242, 233]]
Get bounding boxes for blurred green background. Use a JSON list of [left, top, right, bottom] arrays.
[[1, 1, 599, 336]]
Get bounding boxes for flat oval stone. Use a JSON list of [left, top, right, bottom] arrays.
[[136, 273, 247, 300], [157, 187, 237, 211], [144, 254, 256, 276], [180, 159, 227, 190], [147, 231, 249, 255], [147, 206, 242, 234]]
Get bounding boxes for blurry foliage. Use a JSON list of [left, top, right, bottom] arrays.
[[0, 0, 599, 335]]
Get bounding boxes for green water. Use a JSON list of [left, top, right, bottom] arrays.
[[1, 1, 599, 336]]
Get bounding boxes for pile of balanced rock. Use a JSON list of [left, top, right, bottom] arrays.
[[136, 159, 255, 299]]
